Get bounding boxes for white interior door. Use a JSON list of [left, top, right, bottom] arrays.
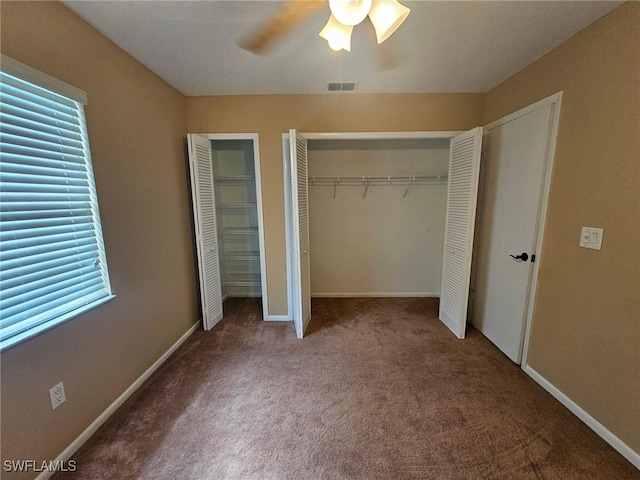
[[289, 129, 311, 338], [188, 134, 223, 330], [473, 104, 554, 363], [439, 127, 483, 339]]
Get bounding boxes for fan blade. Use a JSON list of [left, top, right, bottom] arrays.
[[240, 1, 325, 54]]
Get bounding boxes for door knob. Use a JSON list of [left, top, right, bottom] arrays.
[[510, 252, 529, 262]]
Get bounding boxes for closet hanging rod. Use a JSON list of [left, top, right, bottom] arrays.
[[308, 175, 447, 186]]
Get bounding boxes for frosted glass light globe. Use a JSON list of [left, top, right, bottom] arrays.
[[329, 0, 373, 26]]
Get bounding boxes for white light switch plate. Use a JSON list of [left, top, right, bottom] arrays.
[[580, 226, 604, 250]]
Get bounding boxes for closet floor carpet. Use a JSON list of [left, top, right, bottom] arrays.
[[54, 297, 638, 480]]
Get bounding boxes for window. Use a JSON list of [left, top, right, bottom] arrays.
[[0, 57, 114, 350]]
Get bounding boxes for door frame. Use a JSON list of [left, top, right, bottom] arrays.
[[281, 130, 463, 321], [482, 92, 563, 366], [202, 133, 270, 322]]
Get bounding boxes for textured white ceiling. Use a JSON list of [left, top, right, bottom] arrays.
[[63, 1, 621, 96]]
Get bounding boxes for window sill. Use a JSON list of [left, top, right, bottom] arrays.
[[0, 295, 116, 353]]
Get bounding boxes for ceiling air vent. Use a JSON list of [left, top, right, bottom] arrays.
[[327, 82, 357, 92]]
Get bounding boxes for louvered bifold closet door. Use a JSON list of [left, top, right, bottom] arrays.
[[187, 134, 223, 330], [439, 127, 483, 339], [289, 129, 311, 338], [0, 72, 111, 344]]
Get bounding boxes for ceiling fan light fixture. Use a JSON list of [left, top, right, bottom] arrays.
[[368, 0, 410, 44], [319, 15, 353, 52], [328, 0, 373, 26]]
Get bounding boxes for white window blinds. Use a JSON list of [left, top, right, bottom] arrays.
[[0, 70, 113, 349]]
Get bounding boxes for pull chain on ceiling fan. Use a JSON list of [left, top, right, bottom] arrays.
[[320, 0, 410, 52]]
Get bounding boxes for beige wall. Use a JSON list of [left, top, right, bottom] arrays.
[[484, 3, 640, 453], [187, 94, 485, 315], [308, 139, 449, 296], [0, 2, 198, 476]]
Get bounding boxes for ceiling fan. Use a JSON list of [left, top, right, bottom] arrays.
[[241, 0, 410, 54]]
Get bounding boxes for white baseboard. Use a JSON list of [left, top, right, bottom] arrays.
[[263, 314, 291, 322], [523, 364, 640, 470], [310, 292, 440, 298], [35, 321, 201, 480]]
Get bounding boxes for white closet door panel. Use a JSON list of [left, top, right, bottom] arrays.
[[188, 134, 223, 330], [296, 134, 311, 327], [289, 129, 311, 338], [439, 127, 483, 339]]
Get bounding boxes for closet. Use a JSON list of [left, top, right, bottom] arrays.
[[306, 138, 449, 298], [187, 134, 267, 330], [285, 129, 483, 339], [212, 139, 262, 299]]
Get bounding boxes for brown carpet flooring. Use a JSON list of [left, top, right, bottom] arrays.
[[55, 297, 638, 479]]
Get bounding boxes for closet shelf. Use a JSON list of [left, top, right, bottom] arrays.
[[223, 273, 261, 287], [221, 227, 259, 236], [215, 175, 255, 184], [217, 203, 257, 211], [222, 251, 260, 261]]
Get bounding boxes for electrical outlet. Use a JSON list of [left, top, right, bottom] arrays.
[[49, 382, 66, 410]]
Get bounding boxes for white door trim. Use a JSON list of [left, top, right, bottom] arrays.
[[202, 133, 271, 321], [282, 133, 294, 321], [301, 131, 464, 140], [484, 92, 563, 366]]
